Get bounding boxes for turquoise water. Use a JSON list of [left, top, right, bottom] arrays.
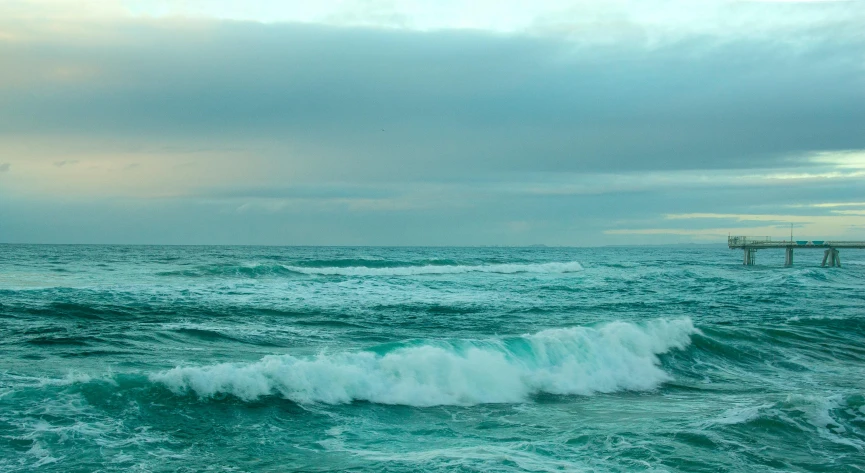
[[1, 245, 863, 472]]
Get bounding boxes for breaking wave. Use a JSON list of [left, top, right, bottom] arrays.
[[151, 318, 697, 406], [156, 261, 584, 278], [280, 261, 584, 276]]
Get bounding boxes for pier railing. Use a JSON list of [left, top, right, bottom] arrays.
[[728, 236, 775, 247], [729, 235, 864, 267], [729, 236, 864, 249]]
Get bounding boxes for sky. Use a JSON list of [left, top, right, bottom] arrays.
[[0, 0, 864, 245]]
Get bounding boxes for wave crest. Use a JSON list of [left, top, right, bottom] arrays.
[[151, 318, 697, 406], [281, 261, 584, 276], [156, 261, 584, 278]]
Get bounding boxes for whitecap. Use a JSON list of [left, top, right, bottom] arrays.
[[151, 317, 698, 406], [280, 261, 584, 277]]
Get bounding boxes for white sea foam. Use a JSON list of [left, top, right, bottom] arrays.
[[151, 318, 697, 406], [701, 394, 865, 451], [280, 261, 584, 276], [708, 404, 769, 426], [346, 444, 587, 472], [786, 393, 865, 451]]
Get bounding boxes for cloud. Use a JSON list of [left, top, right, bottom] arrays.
[[607, 211, 865, 240], [2, 20, 864, 182], [0, 163, 9, 173], [53, 160, 79, 167], [1, 6, 864, 244], [6, 1, 863, 45], [799, 202, 865, 208]]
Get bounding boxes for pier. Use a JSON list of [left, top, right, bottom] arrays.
[[728, 236, 865, 267]]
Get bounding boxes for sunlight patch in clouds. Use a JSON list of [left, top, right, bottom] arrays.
[[607, 212, 865, 240], [789, 201, 865, 208], [4, 0, 863, 46]]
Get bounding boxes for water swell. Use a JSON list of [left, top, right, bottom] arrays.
[[280, 261, 584, 277], [155, 264, 298, 278], [707, 394, 865, 451], [151, 318, 697, 406], [156, 261, 584, 278], [291, 258, 461, 268]]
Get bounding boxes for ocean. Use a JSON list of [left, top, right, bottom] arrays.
[[1, 244, 863, 472]]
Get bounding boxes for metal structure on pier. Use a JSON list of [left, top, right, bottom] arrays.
[[728, 236, 865, 267]]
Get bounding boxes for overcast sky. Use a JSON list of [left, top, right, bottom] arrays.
[[1, 0, 864, 245]]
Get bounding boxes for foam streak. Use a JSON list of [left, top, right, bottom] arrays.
[[281, 261, 584, 276]]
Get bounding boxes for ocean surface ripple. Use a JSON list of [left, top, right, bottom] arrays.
[[1, 245, 863, 472]]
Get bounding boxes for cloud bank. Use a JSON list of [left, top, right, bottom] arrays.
[[1, 1, 863, 244]]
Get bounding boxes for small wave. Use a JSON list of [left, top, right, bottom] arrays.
[[26, 336, 92, 346], [172, 328, 242, 342], [150, 318, 697, 406], [708, 404, 770, 425], [292, 258, 460, 269], [156, 264, 298, 278], [0, 371, 114, 388], [280, 261, 584, 276], [155, 261, 582, 278], [705, 394, 865, 451]]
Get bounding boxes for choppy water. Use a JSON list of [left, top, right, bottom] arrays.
[[1, 244, 864, 472]]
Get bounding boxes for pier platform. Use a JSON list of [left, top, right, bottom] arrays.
[[728, 236, 865, 267]]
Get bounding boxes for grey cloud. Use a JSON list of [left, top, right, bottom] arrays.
[[203, 184, 399, 200], [53, 160, 79, 167], [2, 171, 860, 245], [1, 21, 863, 180], [2, 18, 865, 244]]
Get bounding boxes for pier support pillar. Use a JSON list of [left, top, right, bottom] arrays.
[[822, 249, 842, 267], [784, 247, 794, 267], [743, 248, 756, 266]]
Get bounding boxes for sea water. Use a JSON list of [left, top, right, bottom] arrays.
[[0, 245, 863, 472]]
